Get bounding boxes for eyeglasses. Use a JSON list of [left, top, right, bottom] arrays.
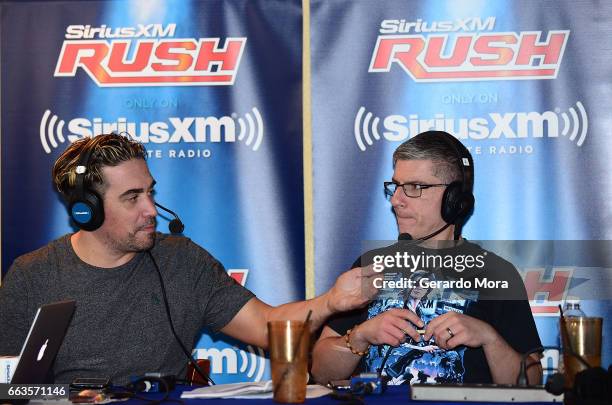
[[384, 181, 449, 198]]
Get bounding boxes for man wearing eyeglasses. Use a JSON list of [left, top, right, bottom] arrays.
[[312, 130, 542, 386]]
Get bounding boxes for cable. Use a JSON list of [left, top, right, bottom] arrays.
[[376, 295, 413, 376], [517, 344, 592, 390], [147, 251, 215, 386]]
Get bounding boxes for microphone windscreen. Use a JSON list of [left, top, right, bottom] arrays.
[[169, 219, 184, 234], [545, 373, 565, 396], [398, 233, 413, 240]]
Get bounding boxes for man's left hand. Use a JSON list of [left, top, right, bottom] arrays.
[[326, 265, 378, 313], [423, 311, 499, 351]]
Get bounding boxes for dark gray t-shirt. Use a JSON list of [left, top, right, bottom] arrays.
[[0, 233, 254, 384]]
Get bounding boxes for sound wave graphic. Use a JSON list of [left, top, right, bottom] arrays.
[[40, 109, 67, 154], [238, 345, 266, 381], [559, 101, 588, 147], [354, 106, 382, 152], [236, 107, 264, 151]]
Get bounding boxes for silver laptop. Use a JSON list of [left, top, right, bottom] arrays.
[[10, 300, 76, 384]]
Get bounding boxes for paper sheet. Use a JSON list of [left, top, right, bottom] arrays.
[[181, 381, 331, 399]]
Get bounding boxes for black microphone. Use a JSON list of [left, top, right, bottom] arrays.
[[398, 233, 413, 240], [396, 233, 413, 259], [545, 371, 565, 396], [155, 202, 185, 234]]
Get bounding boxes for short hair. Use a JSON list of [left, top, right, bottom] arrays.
[[393, 130, 473, 190], [52, 134, 146, 200]]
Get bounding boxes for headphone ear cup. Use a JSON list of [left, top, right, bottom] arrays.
[[461, 190, 475, 219], [69, 189, 104, 231], [441, 181, 474, 224], [441, 181, 462, 223]]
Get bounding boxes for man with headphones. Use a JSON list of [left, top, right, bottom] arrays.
[[0, 133, 377, 384], [312, 130, 543, 386]]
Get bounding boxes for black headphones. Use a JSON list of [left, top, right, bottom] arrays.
[[67, 134, 185, 234], [68, 137, 105, 231], [426, 131, 475, 225]]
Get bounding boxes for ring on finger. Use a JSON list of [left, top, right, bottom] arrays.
[[446, 327, 454, 339]]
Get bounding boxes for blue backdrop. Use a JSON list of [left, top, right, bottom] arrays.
[[310, 0, 612, 370], [1, 0, 302, 383]]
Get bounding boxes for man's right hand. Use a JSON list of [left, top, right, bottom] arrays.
[[349, 308, 424, 350]]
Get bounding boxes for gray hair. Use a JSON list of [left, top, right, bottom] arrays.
[[393, 131, 469, 185]]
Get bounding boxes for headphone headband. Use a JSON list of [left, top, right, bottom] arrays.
[[421, 131, 475, 227], [73, 139, 97, 200], [433, 131, 473, 193]]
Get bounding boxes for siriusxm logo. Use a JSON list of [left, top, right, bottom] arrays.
[[193, 346, 266, 382], [354, 101, 588, 151], [40, 108, 264, 153], [379, 17, 496, 34], [65, 24, 176, 39]]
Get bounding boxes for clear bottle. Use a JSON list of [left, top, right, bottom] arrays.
[[563, 297, 586, 317]]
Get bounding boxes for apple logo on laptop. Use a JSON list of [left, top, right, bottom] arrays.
[[37, 339, 49, 361]]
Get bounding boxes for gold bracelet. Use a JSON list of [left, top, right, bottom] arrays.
[[345, 328, 370, 356]]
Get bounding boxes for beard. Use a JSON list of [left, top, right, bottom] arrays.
[[124, 228, 156, 251], [103, 218, 157, 253]]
